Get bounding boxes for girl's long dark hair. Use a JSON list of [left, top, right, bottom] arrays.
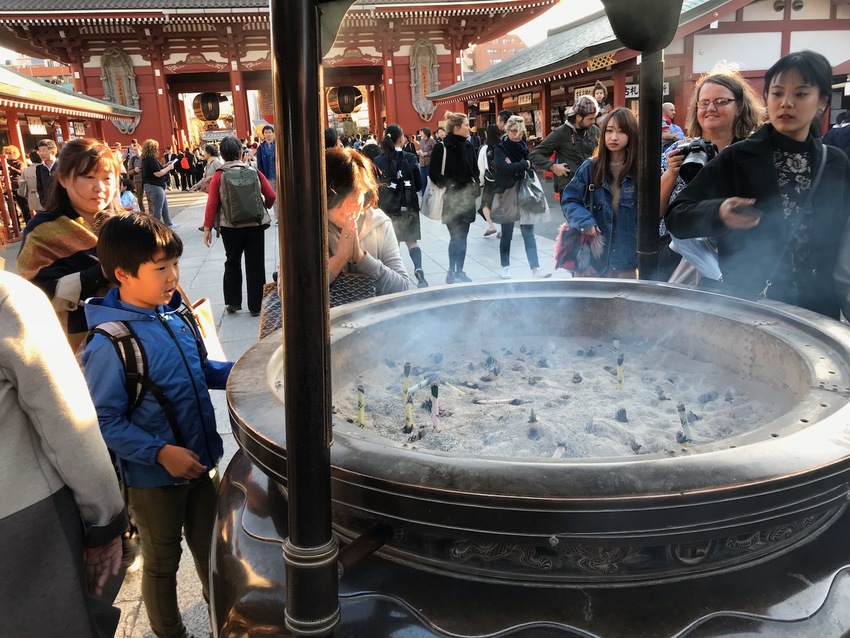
[[484, 124, 501, 147], [591, 107, 638, 188], [381, 124, 403, 160]]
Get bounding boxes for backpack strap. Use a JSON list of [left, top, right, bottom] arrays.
[[88, 320, 188, 447], [88, 321, 145, 412], [175, 302, 209, 368]]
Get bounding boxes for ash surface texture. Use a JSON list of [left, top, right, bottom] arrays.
[[334, 337, 790, 459]]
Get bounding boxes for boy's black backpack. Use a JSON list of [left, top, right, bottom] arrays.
[[85, 304, 207, 445], [378, 152, 419, 216], [218, 164, 266, 226]]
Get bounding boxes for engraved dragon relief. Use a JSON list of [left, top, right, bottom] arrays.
[[725, 515, 819, 551], [450, 542, 553, 571], [446, 509, 836, 580], [100, 47, 140, 135], [556, 544, 650, 573]]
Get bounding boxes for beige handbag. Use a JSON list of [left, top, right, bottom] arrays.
[[176, 285, 227, 361]]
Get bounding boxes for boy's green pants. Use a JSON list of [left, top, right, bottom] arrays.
[[128, 472, 219, 638]]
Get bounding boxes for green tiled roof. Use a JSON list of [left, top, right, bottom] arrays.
[[429, 0, 733, 101], [0, 65, 140, 119]]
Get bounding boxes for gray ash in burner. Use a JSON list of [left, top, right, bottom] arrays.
[[333, 337, 789, 459]]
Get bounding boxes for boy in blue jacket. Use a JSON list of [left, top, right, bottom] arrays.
[[82, 212, 233, 638]]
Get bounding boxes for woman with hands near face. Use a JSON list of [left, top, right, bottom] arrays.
[[326, 147, 411, 297]]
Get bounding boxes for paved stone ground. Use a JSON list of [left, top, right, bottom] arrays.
[[2, 180, 570, 638]]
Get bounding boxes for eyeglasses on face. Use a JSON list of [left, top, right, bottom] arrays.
[[696, 97, 737, 109], [507, 127, 521, 133]]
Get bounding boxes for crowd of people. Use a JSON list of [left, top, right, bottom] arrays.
[[2, 47, 850, 638]]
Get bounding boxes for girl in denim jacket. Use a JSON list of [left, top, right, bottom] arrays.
[[561, 107, 639, 278]]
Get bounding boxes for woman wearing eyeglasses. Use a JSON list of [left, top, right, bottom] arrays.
[[658, 69, 764, 281], [666, 51, 850, 319]]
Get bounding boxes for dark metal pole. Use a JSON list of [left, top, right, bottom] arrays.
[[271, 0, 339, 635], [637, 49, 663, 281], [599, 0, 683, 281]]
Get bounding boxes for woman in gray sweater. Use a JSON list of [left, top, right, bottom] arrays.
[[0, 270, 127, 637]]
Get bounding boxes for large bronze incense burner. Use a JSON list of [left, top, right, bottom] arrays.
[[223, 280, 850, 589], [210, 0, 850, 635]]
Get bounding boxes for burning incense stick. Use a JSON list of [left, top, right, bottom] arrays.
[[357, 384, 365, 429], [613, 335, 620, 355], [617, 354, 624, 389], [527, 408, 540, 440], [430, 383, 441, 432], [676, 402, 692, 443], [402, 361, 411, 398], [444, 382, 466, 396], [403, 394, 414, 434], [407, 375, 434, 396]]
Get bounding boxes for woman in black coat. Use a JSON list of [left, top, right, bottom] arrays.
[[666, 51, 850, 319], [429, 110, 479, 284], [373, 124, 428, 288]]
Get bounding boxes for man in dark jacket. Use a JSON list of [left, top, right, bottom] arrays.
[[163, 146, 180, 190], [35, 138, 58, 204], [824, 112, 850, 160], [528, 95, 600, 196]]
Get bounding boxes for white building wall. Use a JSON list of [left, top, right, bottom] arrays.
[[692, 32, 782, 73], [741, 0, 785, 22], [790, 0, 831, 21], [789, 31, 850, 64]]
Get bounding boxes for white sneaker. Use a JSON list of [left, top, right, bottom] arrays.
[[532, 268, 551, 278], [499, 266, 511, 280]]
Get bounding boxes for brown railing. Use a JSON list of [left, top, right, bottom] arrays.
[[0, 157, 22, 243]]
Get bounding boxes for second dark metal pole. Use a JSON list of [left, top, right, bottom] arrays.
[[271, 0, 340, 635], [637, 49, 663, 281]]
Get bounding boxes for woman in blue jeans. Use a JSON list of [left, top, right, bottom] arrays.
[[561, 107, 639, 278], [493, 115, 551, 279], [141, 139, 178, 228]]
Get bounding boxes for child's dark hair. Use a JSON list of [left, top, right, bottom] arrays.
[[98, 213, 183, 285]]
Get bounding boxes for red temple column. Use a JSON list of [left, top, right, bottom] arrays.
[[93, 119, 105, 142], [382, 42, 398, 126], [367, 85, 378, 134], [58, 116, 72, 144], [70, 59, 89, 95], [229, 66, 251, 139], [5, 109, 24, 157], [540, 84, 552, 137], [150, 59, 174, 148], [612, 68, 627, 109], [373, 84, 385, 135]]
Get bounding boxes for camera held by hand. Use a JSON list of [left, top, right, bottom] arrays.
[[678, 138, 719, 183]]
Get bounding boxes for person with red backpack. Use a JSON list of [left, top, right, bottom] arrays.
[[202, 136, 276, 316], [177, 148, 194, 191]]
